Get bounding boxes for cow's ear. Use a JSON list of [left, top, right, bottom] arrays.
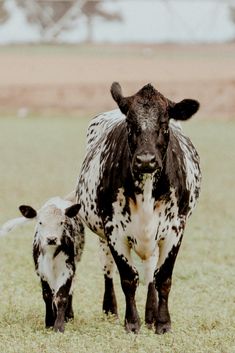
[[110, 82, 132, 115], [169, 99, 200, 121], [19, 205, 37, 219], [65, 204, 81, 218]]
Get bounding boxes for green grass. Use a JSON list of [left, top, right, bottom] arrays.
[[0, 116, 234, 353]]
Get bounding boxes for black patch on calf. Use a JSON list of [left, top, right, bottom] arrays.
[[33, 236, 40, 271], [54, 277, 73, 333], [41, 279, 55, 328]]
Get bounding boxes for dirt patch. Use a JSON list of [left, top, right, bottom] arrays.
[[0, 43, 234, 119]]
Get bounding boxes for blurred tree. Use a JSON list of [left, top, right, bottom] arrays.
[[230, 6, 235, 25], [15, 0, 122, 42], [81, 1, 122, 43], [0, 0, 9, 24]]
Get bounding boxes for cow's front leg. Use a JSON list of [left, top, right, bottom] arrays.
[[53, 277, 73, 333], [99, 238, 118, 317], [105, 226, 140, 333], [143, 250, 159, 329], [154, 225, 184, 334], [41, 280, 55, 328]]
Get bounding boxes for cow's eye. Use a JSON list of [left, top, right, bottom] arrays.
[[39, 221, 42, 225]]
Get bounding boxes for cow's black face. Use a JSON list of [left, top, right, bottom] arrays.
[[126, 107, 170, 176], [110, 82, 199, 177]]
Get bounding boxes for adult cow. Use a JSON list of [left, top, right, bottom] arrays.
[[76, 82, 201, 334]]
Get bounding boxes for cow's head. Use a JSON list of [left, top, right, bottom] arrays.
[[19, 203, 80, 248], [111, 82, 199, 176]]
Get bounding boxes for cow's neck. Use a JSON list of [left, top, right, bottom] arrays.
[[133, 173, 158, 204]]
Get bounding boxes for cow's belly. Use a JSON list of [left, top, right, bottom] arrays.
[[126, 197, 178, 260], [79, 206, 105, 238], [108, 186, 179, 261]]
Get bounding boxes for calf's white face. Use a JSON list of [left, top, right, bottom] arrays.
[[36, 206, 66, 248], [19, 203, 80, 249]]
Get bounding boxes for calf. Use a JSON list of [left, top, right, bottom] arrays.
[[76, 82, 201, 334], [1, 196, 85, 332]]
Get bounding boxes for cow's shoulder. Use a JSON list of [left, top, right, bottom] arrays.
[[86, 109, 124, 151]]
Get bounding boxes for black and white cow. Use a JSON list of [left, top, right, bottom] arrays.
[[1, 197, 85, 332], [76, 82, 201, 334]]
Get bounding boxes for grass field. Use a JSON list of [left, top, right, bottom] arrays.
[[0, 115, 234, 353]]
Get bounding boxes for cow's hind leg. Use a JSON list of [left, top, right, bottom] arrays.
[[154, 229, 184, 334], [143, 251, 159, 329], [41, 280, 55, 328], [105, 226, 140, 333], [99, 238, 118, 317]]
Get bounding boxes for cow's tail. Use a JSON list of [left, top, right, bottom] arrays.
[[0, 217, 32, 237]]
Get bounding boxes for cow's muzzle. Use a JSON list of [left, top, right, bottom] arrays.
[[133, 153, 158, 174]]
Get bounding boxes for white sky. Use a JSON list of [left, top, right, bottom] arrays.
[[0, 0, 235, 44]]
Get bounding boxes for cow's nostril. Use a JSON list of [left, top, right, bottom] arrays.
[[149, 155, 156, 163], [135, 155, 143, 164]]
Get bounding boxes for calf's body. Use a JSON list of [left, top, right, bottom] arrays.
[[20, 197, 85, 332]]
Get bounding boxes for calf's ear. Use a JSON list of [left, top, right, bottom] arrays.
[[169, 99, 200, 121], [65, 204, 81, 218], [19, 205, 37, 218], [110, 82, 132, 115]]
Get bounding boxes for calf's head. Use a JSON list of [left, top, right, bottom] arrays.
[[111, 82, 199, 176], [19, 203, 80, 248]]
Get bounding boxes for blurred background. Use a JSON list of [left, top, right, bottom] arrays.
[[0, 0, 234, 119]]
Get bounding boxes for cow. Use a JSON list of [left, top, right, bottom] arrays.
[[0, 196, 85, 333], [76, 82, 201, 334]]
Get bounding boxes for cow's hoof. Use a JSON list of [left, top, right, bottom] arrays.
[[65, 312, 74, 322], [45, 322, 54, 329], [155, 321, 171, 334], [53, 323, 65, 333], [103, 304, 118, 318], [145, 322, 154, 330], [125, 319, 141, 334]]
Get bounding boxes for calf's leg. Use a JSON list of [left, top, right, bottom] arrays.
[[65, 294, 74, 322], [99, 238, 118, 316], [54, 277, 73, 333], [41, 280, 55, 328]]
